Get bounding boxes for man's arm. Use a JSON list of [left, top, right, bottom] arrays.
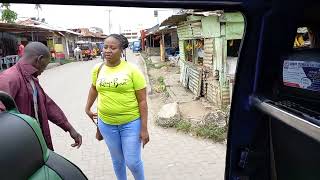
[[45, 94, 71, 131], [45, 93, 82, 148]]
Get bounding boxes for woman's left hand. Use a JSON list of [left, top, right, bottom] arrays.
[[140, 128, 149, 148]]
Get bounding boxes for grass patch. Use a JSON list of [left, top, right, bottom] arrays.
[[157, 76, 165, 84], [140, 52, 148, 60], [175, 120, 192, 133], [153, 76, 167, 93], [153, 63, 166, 69], [194, 124, 227, 142], [60, 59, 73, 64], [142, 54, 166, 70], [140, 52, 155, 70], [164, 91, 170, 98], [168, 118, 227, 142], [51, 58, 74, 65], [146, 58, 155, 69]]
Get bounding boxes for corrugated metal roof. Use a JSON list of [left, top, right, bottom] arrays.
[[145, 24, 160, 35], [160, 14, 188, 27], [17, 19, 81, 36], [160, 10, 225, 27], [0, 22, 50, 33], [69, 28, 106, 38], [192, 10, 224, 17], [157, 26, 177, 33]]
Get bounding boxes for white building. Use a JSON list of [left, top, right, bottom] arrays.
[[120, 24, 144, 43]]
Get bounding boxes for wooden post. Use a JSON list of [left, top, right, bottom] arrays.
[[160, 32, 165, 61], [65, 38, 70, 58], [170, 32, 173, 47], [152, 35, 155, 47]]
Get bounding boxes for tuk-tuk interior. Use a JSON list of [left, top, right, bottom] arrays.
[[226, 2, 320, 180]]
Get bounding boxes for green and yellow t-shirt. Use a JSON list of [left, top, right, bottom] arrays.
[[91, 60, 146, 125]]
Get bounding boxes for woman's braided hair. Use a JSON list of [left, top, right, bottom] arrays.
[[107, 34, 129, 50]]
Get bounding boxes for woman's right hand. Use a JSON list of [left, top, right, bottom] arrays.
[[86, 109, 97, 121]]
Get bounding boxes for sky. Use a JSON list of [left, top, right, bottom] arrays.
[[8, 4, 179, 34]]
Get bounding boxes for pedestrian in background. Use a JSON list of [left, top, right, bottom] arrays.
[[74, 46, 82, 61], [85, 34, 149, 180]]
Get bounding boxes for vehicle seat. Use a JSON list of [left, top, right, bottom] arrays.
[[0, 91, 87, 180]]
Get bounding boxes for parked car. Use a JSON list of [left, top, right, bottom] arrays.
[[132, 41, 141, 53]]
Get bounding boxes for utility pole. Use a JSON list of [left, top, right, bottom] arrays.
[[154, 10, 159, 25], [154, 9, 176, 25], [119, 24, 122, 34], [106, 9, 112, 34]]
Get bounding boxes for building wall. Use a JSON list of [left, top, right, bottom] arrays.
[[179, 59, 203, 97], [177, 23, 193, 40], [179, 40, 185, 61], [171, 31, 178, 47], [205, 79, 221, 106], [177, 17, 204, 98], [203, 38, 214, 68], [202, 16, 221, 38], [188, 64, 203, 97], [121, 28, 140, 42], [177, 13, 244, 108], [146, 47, 160, 56]]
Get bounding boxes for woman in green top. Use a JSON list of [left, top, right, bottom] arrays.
[[85, 34, 149, 180]]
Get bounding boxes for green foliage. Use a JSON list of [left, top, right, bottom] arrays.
[[171, 118, 227, 142], [1, 3, 17, 23], [194, 124, 227, 142], [154, 76, 166, 93], [175, 120, 192, 133]]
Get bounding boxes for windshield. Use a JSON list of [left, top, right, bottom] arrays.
[[0, 4, 245, 180]]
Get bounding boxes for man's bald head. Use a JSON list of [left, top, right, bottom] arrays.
[[22, 42, 51, 76], [24, 42, 50, 59]]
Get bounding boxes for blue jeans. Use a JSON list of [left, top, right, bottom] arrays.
[[98, 118, 145, 180]]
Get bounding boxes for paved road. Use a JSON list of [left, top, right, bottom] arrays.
[[39, 51, 226, 180]]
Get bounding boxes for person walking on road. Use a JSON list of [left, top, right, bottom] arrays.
[[74, 46, 82, 61], [0, 42, 82, 150], [85, 34, 149, 180]]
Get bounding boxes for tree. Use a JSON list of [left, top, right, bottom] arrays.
[[35, 4, 42, 21], [1, 3, 17, 23]]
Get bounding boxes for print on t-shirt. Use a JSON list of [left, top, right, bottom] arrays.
[[98, 77, 129, 88]]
